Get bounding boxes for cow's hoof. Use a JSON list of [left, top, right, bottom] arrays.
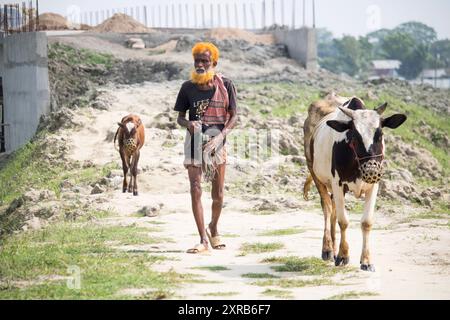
[[360, 264, 375, 272], [122, 189, 127, 193], [322, 251, 334, 261], [128, 189, 133, 193], [133, 191, 138, 196], [335, 256, 349, 266]]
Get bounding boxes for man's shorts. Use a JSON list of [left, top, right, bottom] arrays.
[[183, 128, 227, 169]]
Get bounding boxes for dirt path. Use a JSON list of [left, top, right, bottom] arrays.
[[63, 81, 450, 300]]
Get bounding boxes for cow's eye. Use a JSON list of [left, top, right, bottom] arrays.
[[374, 129, 382, 141]]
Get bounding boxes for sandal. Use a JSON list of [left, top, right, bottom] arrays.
[[186, 243, 209, 254], [206, 227, 226, 250]]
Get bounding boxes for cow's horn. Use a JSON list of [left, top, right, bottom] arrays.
[[338, 106, 355, 119], [375, 102, 388, 115]]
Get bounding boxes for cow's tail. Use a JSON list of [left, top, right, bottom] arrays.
[[113, 127, 120, 151], [303, 174, 313, 201]]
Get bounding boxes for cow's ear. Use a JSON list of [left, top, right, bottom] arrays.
[[382, 114, 407, 129], [326, 120, 351, 132], [117, 122, 124, 128]]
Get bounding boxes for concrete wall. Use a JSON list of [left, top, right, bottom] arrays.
[[2, 32, 50, 152], [273, 27, 317, 70]]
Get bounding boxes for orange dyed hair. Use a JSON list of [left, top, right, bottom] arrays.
[[192, 42, 219, 63]]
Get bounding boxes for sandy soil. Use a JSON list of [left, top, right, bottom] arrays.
[[63, 80, 450, 299]]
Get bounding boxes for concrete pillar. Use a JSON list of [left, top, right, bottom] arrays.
[[3, 32, 50, 152], [273, 27, 317, 70]]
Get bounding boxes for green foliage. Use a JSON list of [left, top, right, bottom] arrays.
[[49, 42, 115, 69], [0, 221, 182, 299]]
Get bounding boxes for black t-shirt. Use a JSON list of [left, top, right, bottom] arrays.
[[174, 77, 237, 122]]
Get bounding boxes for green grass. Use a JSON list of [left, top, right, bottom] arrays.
[[0, 136, 65, 205], [193, 266, 231, 272], [324, 291, 379, 300], [261, 288, 293, 299], [252, 277, 334, 288], [0, 221, 183, 299], [201, 292, 239, 297], [241, 273, 280, 279], [262, 256, 356, 276], [239, 82, 321, 118], [239, 242, 284, 256], [257, 227, 305, 237], [49, 42, 115, 69]]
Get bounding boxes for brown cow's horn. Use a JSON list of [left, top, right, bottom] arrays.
[[375, 102, 388, 115], [338, 106, 355, 119]]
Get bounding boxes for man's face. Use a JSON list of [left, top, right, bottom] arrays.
[[194, 51, 214, 74]]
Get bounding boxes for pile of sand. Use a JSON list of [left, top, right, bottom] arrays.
[[205, 28, 275, 45], [37, 13, 69, 30], [90, 13, 152, 33]]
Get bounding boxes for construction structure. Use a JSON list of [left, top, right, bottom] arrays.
[[0, 0, 48, 154]]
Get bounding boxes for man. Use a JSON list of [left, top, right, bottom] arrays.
[[174, 42, 238, 254]]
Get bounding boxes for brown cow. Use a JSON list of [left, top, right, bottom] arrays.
[[114, 114, 145, 196]]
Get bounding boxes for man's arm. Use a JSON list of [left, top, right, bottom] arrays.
[[177, 111, 201, 135], [221, 109, 237, 138]]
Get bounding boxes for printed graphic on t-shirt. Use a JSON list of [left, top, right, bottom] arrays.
[[194, 99, 210, 119]]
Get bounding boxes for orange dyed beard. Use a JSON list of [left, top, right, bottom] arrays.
[[190, 69, 215, 85]]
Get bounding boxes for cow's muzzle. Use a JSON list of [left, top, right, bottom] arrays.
[[360, 159, 384, 184], [124, 138, 137, 153]]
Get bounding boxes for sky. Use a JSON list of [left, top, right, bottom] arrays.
[[2, 0, 449, 39]]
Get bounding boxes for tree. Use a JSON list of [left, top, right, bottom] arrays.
[[428, 40, 450, 68], [394, 21, 437, 47], [381, 31, 428, 79]]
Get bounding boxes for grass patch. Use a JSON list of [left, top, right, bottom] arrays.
[[49, 42, 115, 69], [239, 82, 321, 118], [325, 291, 379, 300], [0, 220, 184, 299], [0, 136, 65, 205], [261, 288, 293, 299], [262, 256, 355, 276], [257, 227, 305, 237], [201, 292, 239, 297], [253, 277, 334, 288], [239, 242, 284, 256], [193, 266, 231, 272], [241, 273, 280, 279]]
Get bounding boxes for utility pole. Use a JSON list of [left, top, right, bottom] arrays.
[[292, 0, 295, 29], [303, 0, 305, 26], [312, 0, 316, 28]]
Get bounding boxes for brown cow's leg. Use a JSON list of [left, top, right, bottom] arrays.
[[311, 172, 334, 261], [132, 150, 140, 196], [120, 151, 129, 193], [127, 154, 134, 193], [331, 197, 338, 259], [332, 182, 349, 266], [360, 184, 378, 272]]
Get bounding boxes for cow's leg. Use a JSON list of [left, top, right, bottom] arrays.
[[332, 182, 349, 266], [331, 196, 338, 259], [120, 151, 129, 193], [128, 155, 134, 193], [360, 183, 378, 272], [131, 150, 140, 196], [311, 172, 334, 261]]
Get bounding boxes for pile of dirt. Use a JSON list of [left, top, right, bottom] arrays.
[[205, 28, 275, 45], [37, 13, 69, 30], [90, 13, 152, 33]]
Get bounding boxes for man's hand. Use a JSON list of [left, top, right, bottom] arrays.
[[203, 133, 224, 155], [188, 121, 202, 135]]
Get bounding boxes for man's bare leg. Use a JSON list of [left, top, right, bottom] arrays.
[[188, 166, 208, 248], [209, 163, 226, 237]]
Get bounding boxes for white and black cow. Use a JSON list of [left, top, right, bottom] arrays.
[[303, 96, 406, 271]]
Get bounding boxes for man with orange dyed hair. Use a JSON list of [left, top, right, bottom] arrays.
[[174, 42, 238, 254]]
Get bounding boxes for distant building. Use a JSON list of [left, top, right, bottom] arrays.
[[370, 60, 401, 79], [414, 68, 450, 89]]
